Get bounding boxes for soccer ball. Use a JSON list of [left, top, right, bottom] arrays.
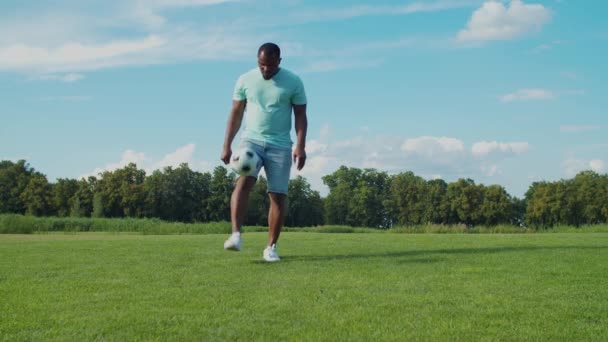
[[230, 148, 262, 176]]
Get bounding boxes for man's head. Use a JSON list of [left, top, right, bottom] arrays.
[[257, 42, 281, 80]]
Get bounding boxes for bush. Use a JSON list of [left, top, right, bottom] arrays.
[[1, 214, 606, 235], [0, 214, 235, 235]]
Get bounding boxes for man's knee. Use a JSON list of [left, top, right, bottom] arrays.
[[268, 193, 288, 219], [233, 176, 256, 198], [269, 192, 288, 210], [269, 191, 286, 201]]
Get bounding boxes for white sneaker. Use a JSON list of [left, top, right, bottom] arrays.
[[263, 244, 280, 262], [224, 233, 242, 251]]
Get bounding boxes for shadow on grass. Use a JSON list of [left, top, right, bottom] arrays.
[[277, 245, 607, 263]]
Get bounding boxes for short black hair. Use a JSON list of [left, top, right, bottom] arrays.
[[258, 42, 280, 58]]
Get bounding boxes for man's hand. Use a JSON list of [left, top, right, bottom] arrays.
[[293, 145, 306, 171], [221, 146, 232, 165]]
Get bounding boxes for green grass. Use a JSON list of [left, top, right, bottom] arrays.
[[1, 233, 607, 340]]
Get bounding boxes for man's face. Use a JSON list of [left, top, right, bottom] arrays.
[[258, 51, 281, 80]]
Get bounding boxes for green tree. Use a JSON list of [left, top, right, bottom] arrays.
[[601, 174, 608, 222], [572, 171, 604, 224], [553, 180, 578, 226], [510, 196, 526, 226], [96, 163, 146, 217], [322, 166, 362, 225], [71, 177, 96, 217], [478, 184, 512, 226], [52, 178, 79, 217], [348, 169, 391, 228], [0, 160, 38, 214], [92, 193, 104, 218], [525, 172, 608, 227], [20, 174, 53, 216], [143, 164, 212, 222], [445, 178, 483, 226], [525, 181, 554, 227], [70, 197, 85, 217], [286, 175, 324, 227], [143, 169, 165, 219], [206, 166, 235, 222], [246, 176, 269, 226], [388, 171, 427, 225], [423, 179, 448, 224]]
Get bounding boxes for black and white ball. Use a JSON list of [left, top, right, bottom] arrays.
[[230, 148, 262, 176]]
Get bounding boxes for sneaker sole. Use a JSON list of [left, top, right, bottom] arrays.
[[263, 257, 280, 262]]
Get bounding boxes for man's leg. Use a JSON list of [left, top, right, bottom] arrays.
[[267, 192, 287, 246], [230, 176, 256, 233], [261, 143, 290, 261]]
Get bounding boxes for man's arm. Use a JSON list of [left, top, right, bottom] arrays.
[[293, 104, 307, 171], [221, 100, 247, 164]]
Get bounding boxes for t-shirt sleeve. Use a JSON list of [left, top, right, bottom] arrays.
[[232, 76, 246, 101], [291, 77, 307, 105]]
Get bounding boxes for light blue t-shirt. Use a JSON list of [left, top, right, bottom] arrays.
[[233, 68, 307, 148]]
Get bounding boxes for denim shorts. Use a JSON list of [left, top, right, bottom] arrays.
[[238, 138, 292, 194]]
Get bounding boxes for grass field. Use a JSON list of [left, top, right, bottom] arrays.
[[1, 232, 607, 340]]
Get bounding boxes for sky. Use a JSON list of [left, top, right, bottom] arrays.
[[1, 0, 607, 198]]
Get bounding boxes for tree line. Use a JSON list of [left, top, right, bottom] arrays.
[[0, 160, 322, 227], [1, 160, 607, 228]]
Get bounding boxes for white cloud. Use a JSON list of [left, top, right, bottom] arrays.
[[81, 144, 209, 179], [458, 0, 551, 42], [560, 125, 600, 133], [150, 143, 196, 172], [151, 0, 237, 7], [562, 158, 606, 177], [295, 125, 335, 194], [300, 153, 332, 177], [306, 140, 328, 155], [33, 73, 85, 82], [401, 136, 465, 157], [0, 36, 166, 72], [0, 1, 454, 75], [277, 1, 482, 26], [208, 123, 530, 195], [120, 0, 240, 29], [63, 73, 85, 82], [296, 131, 530, 195], [319, 123, 331, 141], [532, 40, 563, 53], [398, 136, 472, 175], [85, 149, 146, 178], [1, 27, 254, 73], [0, 14, 93, 47], [0, 0, 253, 74], [590, 159, 605, 173], [561, 158, 585, 178], [481, 163, 499, 176], [500, 88, 554, 102], [297, 37, 426, 73], [472, 141, 529, 157]]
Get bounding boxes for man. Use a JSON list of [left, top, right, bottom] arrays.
[[220, 42, 308, 262]]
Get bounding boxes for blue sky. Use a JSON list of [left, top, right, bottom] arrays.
[[1, 0, 606, 197]]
